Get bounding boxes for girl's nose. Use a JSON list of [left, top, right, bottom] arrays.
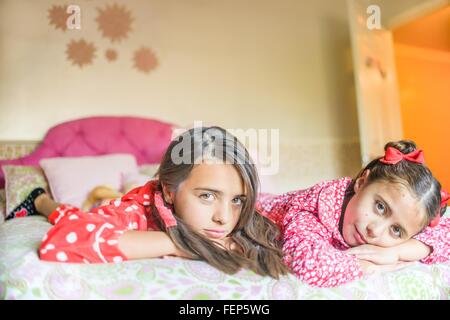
[[212, 203, 231, 225], [366, 221, 387, 239]]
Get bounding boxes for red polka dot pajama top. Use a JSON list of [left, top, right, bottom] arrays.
[[39, 180, 163, 264]]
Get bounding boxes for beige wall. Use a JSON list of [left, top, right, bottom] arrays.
[[0, 0, 362, 192]]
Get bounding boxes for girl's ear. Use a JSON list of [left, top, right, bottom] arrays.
[[354, 169, 370, 193], [161, 183, 175, 204]]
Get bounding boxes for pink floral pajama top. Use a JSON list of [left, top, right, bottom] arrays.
[[256, 177, 450, 287]]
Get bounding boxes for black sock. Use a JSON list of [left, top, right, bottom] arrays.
[[6, 187, 46, 220]]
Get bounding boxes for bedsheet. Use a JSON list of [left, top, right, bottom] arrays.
[[0, 216, 449, 300]]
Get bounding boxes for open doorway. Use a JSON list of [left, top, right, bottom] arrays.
[[347, 0, 449, 188], [392, 5, 450, 189]]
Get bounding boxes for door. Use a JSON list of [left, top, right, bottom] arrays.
[[347, 0, 403, 165]]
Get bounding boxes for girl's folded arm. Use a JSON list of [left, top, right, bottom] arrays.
[[118, 230, 178, 259], [412, 216, 450, 264], [392, 239, 431, 262]]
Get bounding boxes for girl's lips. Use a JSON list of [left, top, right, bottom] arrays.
[[204, 229, 226, 239], [355, 227, 367, 245]]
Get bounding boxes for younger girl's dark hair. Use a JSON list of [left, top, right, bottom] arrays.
[[347, 140, 443, 229], [152, 126, 290, 279]]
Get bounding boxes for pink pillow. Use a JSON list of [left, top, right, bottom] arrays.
[[40, 154, 138, 208]]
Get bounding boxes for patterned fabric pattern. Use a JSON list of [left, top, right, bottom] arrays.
[[0, 189, 5, 224], [2, 166, 49, 214], [0, 142, 38, 160], [0, 216, 448, 300]]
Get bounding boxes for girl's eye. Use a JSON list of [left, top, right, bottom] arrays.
[[232, 197, 244, 206], [199, 193, 214, 201], [376, 201, 385, 215], [391, 226, 402, 238]]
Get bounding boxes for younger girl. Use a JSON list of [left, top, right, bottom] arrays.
[[257, 140, 449, 287], [7, 126, 289, 278]]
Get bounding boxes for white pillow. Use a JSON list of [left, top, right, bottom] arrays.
[[40, 154, 138, 208], [121, 164, 160, 193]]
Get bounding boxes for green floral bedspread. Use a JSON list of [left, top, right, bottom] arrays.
[[0, 216, 448, 300]]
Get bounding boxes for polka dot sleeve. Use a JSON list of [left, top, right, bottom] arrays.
[[413, 216, 450, 264], [39, 181, 164, 264]]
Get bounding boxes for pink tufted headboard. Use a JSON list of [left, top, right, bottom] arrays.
[[0, 116, 176, 188]]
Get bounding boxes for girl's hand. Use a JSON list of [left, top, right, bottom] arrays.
[[358, 259, 414, 275], [347, 244, 400, 265]]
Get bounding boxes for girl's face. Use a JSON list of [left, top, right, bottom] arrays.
[[342, 171, 427, 248], [165, 162, 246, 241]]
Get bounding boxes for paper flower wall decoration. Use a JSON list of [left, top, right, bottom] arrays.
[[48, 5, 70, 32], [66, 39, 96, 67], [96, 3, 133, 42], [105, 49, 118, 62], [49, 2, 159, 73], [133, 47, 158, 73]]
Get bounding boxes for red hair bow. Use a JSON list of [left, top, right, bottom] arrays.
[[380, 147, 425, 165], [429, 190, 449, 228], [441, 190, 450, 209], [429, 214, 440, 228]]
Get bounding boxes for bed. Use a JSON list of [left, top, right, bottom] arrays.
[[0, 116, 449, 300]]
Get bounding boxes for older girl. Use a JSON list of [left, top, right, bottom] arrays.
[[8, 127, 289, 278]]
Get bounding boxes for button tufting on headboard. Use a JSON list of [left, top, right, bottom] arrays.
[[0, 116, 175, 188]]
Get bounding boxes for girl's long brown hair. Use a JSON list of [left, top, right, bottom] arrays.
[[151, 126, 289, 278]]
